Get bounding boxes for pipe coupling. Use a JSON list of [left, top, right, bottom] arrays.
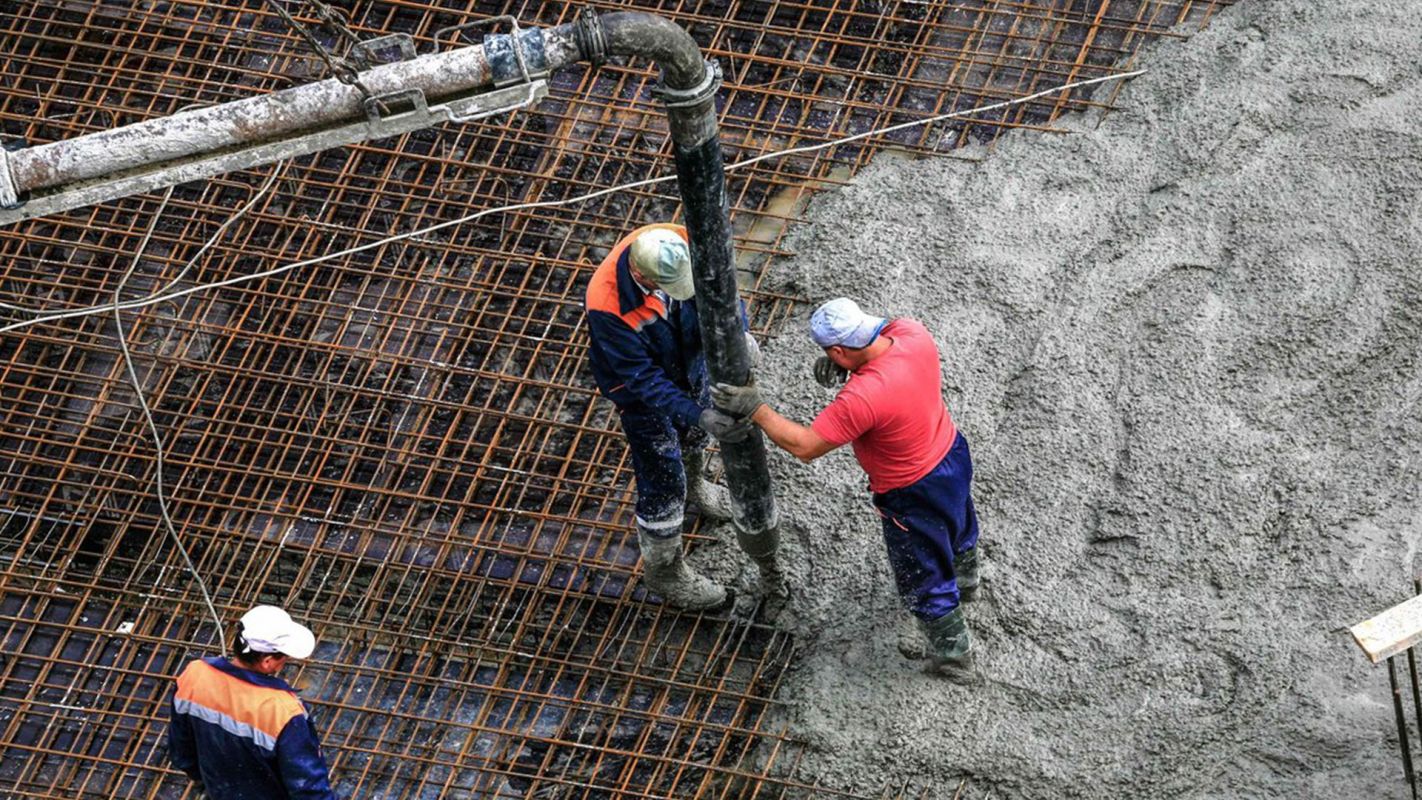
[[574, 7, 607, 67], [484, 29, 550, 87], [652, 58, 721, 109], [0, 147, 20, 210]]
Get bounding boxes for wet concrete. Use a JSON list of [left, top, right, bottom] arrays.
[[701, 1, 1422, 796]]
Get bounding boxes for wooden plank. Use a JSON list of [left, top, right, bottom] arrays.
[[1351, 593, 1422, 664]]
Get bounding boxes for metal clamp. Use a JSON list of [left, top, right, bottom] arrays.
[[652, 59, 722, 109], [433, 15, 521, 54], [363, 88, 428, 123], [351, 33, 417, 69], [436, 15, 545, 90], [438, 81, 548, 124], [0, 144, 21, 210], [574, 7, 607, 67]]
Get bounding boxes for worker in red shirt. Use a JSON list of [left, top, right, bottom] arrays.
[[712, 298, 981, 683]]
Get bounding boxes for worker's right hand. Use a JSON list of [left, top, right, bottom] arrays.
[[814, 356, 848, 388], [698, 408, 753, 443]]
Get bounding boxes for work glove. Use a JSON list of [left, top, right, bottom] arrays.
[[698, 408, 752, 443], [813, 356, 848, 388], [744, 332, 762, 368], [711, 381, 765, 418]]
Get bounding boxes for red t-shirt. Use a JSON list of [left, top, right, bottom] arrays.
[[810, 318, 957, 493]]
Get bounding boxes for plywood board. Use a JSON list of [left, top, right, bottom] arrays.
[[1351, 593, 1422, 664]]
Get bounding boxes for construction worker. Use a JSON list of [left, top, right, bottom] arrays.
[[712, 298, 982, 683], [166, 605, 337, 799], [585, 223, 753, 611]]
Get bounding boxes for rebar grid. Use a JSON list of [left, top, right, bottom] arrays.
[[0, 1, 1228, 797]]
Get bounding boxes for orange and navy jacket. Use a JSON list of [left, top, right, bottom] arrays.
[[166, 656, 336, 800], [584, 224, 708, 426]]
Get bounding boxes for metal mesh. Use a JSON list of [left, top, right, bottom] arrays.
[[0, 1, 1228, 797]]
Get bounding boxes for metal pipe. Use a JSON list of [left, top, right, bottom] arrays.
[[8, 44, 498, 194], [1391, 656, 1420, 799], [0, 8, 780, 574]]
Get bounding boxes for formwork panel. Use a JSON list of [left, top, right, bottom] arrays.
[[1, 1, 1228, 797]]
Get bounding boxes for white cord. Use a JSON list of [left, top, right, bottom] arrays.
[[0, 68, 1143, 336], [111, 186, 229, 656], [106, 168, 282, 657]]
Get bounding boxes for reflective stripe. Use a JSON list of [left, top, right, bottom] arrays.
[[621, 295, 667, 330], [636, 513, 684, 532], [174, 696, 278, 751]]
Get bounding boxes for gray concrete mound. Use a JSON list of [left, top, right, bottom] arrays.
[[734, 1, 1422, 796]]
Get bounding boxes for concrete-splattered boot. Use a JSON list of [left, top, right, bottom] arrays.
[[682, 449, 734, 522], [638, 526, 732, 611], [922, 607, 982, 686], [896, 615, 930, 660], [954, 546, 980, 603]]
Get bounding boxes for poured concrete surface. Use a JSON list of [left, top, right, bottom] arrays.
[[720, 1, 1422, 796]]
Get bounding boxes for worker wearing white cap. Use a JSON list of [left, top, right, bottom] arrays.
[[166, 606, 337, 799], [713, 298, 983, 684], [585, 223, 758, 611]]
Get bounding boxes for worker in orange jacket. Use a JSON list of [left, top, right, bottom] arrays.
[[585, 223, 754, 610], [167, 606, 337, 798]]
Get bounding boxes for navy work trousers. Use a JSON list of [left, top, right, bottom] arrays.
[[871, 431, 980, 622], [617, 406, 707, 538]]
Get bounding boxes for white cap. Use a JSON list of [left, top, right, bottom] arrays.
[[809, 298, 887, 349], [239, 605, 316, 659], [628, 228, 696, 301]]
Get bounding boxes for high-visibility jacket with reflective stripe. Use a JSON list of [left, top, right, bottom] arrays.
[[584, 223, 708, 427], [167, 657, 336, 800]]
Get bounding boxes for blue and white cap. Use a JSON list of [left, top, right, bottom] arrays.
[[809, 298, 887, 349]]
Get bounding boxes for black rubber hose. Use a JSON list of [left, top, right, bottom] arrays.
[[599, 11, 706, 90]]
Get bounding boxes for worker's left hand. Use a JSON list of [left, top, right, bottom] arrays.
[[698, 408, 753, 443], [711, 381, 764, 418]]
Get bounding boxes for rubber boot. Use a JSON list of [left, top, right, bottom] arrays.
[[638, 526, 732, 611], [922, 607, 982, 685], [682, 449, 734, 522], [954, 546, 980, 603], [896, 615, 930, 660]]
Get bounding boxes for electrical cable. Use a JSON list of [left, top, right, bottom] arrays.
[[104, 168, 282, 657], [0, 68, 1144, 338], [111, 186, 229, 656]]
